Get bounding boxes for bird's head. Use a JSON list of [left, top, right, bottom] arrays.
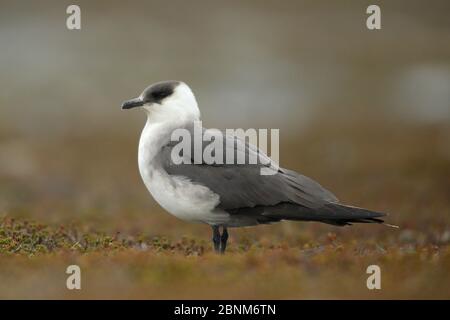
[[121, 81, 200, 121]]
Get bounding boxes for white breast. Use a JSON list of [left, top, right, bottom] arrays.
[[137, 119, 229, 225]]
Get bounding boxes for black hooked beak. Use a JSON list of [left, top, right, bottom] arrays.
[[121, 97, 144, 110]]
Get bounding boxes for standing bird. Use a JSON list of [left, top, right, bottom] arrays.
[[121, 81, 389, 254]]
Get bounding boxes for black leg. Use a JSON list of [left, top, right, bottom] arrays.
[[220, 227, 229, 254], [212, 226, 221, 253]]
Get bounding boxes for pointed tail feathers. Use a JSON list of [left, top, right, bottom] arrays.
[[259, 202, 396, 227], [317, 203, 392, 226]]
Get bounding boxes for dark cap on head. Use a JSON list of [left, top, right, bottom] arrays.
[[121, 80, 181, 109]]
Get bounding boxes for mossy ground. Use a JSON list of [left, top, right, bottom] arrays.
[[1, 216, 449, 299]]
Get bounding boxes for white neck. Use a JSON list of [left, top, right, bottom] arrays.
[[137, 82, 200, 181]]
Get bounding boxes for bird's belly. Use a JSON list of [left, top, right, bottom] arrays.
[[141, 167, 229, 225]]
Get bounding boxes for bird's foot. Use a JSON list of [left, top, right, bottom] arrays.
[[212, 226, 229, 254], [220, 227, 228, 254], [212, 226, 221, 253]]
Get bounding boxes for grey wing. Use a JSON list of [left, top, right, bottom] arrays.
[[159, 127, 338, 212]]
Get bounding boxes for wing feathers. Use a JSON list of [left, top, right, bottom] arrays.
[[160, 126, 385, 225]]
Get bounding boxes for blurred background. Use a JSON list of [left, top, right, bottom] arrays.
[[0, 0, 449, 299]]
